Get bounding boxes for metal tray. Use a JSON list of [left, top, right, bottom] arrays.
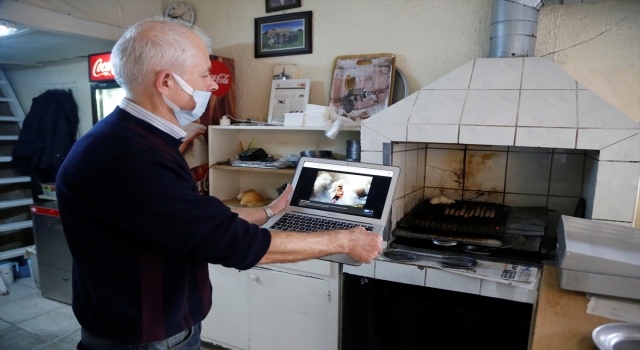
[[592, 322, 640, 350], [558, 268, 640, 300]]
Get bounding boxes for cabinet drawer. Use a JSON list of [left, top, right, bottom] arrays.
[[425, 268, 481, 295], [375, 260, 426, 286], [39, 265, 72, 304], [267, 259, 334, 277]]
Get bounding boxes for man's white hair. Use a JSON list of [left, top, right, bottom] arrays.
[[111, 17, 212, 94]]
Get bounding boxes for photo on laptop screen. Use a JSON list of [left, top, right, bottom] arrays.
[[310, 171, 371, 207], [289, 161, 393, 220]]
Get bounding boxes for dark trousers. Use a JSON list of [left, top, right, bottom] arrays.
[[78, 322, 202, 350]]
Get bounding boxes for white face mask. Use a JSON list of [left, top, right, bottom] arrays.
[[162, 72, 212, 126]]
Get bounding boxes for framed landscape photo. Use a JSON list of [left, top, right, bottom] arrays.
[[255, 11, 312, 58], [266, 0, 302, 13]]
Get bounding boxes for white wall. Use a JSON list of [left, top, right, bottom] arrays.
[[0, 0, 163, 137], [537, 0, 640, 123], [4, 58, 105, 136], [191, 0, 639, 226], [3, 0, 638, 224], [192, 0, 639, 124], [8, 0, 636, 135], [192, 0, 493, 120]]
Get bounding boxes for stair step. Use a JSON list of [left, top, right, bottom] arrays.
[[0, 176, 30, 185], [0, 220, 33, 233], [0, 69, 32, 254], [0, 116, 22, 121], [0, 245, 33, 261], [0, 198, 34, 209]]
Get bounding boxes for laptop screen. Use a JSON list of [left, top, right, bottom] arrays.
[[289, 161, 394, 220]]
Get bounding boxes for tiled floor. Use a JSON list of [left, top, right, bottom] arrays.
[[0, 277, 226, 350], [0, 277, 79, 350]]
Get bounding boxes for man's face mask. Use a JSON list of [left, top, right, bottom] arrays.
[[162, 72, 211, 126]]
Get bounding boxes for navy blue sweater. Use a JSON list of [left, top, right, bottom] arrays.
[[56, 107, 271, 345]]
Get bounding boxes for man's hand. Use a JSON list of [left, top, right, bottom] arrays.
[[342, 226, 383, 264], [179, 122, 207, 153], [231, 184, 292, 225], [269, 183, 292, 214], [259, 226, 383, 265]]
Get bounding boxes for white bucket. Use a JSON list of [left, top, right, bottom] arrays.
[[0, 260, 16, 286]]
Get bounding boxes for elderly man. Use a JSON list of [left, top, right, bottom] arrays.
[[56, 17, 382, 350]]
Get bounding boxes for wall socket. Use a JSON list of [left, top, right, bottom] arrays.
[[272, 64, 298, 79]]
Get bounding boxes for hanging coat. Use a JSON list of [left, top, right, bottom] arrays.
[[11, 89, 79, 189]]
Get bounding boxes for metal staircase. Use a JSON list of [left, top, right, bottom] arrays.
[[0, 68, 34, 260]]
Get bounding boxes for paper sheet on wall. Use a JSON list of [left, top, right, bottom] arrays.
[[267, 79, 310, 125]]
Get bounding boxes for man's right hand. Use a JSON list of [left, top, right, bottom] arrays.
[[259, 226, 384, 265], [342, 226, 383, 264], [179, 122, 207, 153]]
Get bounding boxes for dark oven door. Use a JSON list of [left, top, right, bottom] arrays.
[[341, 272, 533, 350]]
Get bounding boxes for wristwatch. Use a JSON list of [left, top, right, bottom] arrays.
[[263, 205, 274, 219]]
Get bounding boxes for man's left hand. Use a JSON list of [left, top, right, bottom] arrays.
[[269, 184, 292, 214]]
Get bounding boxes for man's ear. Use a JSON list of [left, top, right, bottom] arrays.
[[155, 71, 173, 96]]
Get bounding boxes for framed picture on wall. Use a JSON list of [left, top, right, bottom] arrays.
[[255, 11, 312, 58], [266, 0, 302, 13], [329, 53, 396, 120]]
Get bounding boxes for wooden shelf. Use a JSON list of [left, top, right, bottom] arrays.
[[222, 198, 274, 208], [208, 124, 359, 201], [0, 246, 33, 261], [211, 164, 296, 174]]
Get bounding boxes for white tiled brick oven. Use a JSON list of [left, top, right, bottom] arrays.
[[360, 57, 640, 231]]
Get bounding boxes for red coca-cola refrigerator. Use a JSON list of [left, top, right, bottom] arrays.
[[185, 55, 237, 195], [88, 52, 125, 125]]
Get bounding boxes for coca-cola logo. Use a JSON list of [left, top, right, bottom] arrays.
[[191, 164, 209, 195], [88, 53, 116, 82], [92, 58, 114, 79], [212, 73, 230, 85], [196, 172, 209, 195], [209, 60, 232, 96]]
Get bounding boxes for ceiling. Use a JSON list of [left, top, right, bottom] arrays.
[[0, 26, 115, 66]]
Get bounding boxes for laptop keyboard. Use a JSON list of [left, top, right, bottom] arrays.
[[269, 213, 374, 232]]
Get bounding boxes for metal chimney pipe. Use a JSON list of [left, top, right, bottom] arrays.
[[489, 0, 541, 58]]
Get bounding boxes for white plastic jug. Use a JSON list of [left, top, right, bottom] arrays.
[[0, 260, 17, 286], [26, 246, 40, 289]]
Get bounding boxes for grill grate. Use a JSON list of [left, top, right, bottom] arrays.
[[396, 199, 508, 239]]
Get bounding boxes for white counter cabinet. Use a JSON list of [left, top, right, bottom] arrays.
[[207, 125, 360, 200], [201, 260, 340, 350]]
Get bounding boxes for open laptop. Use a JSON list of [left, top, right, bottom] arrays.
[[262, 157, 400, 266]]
